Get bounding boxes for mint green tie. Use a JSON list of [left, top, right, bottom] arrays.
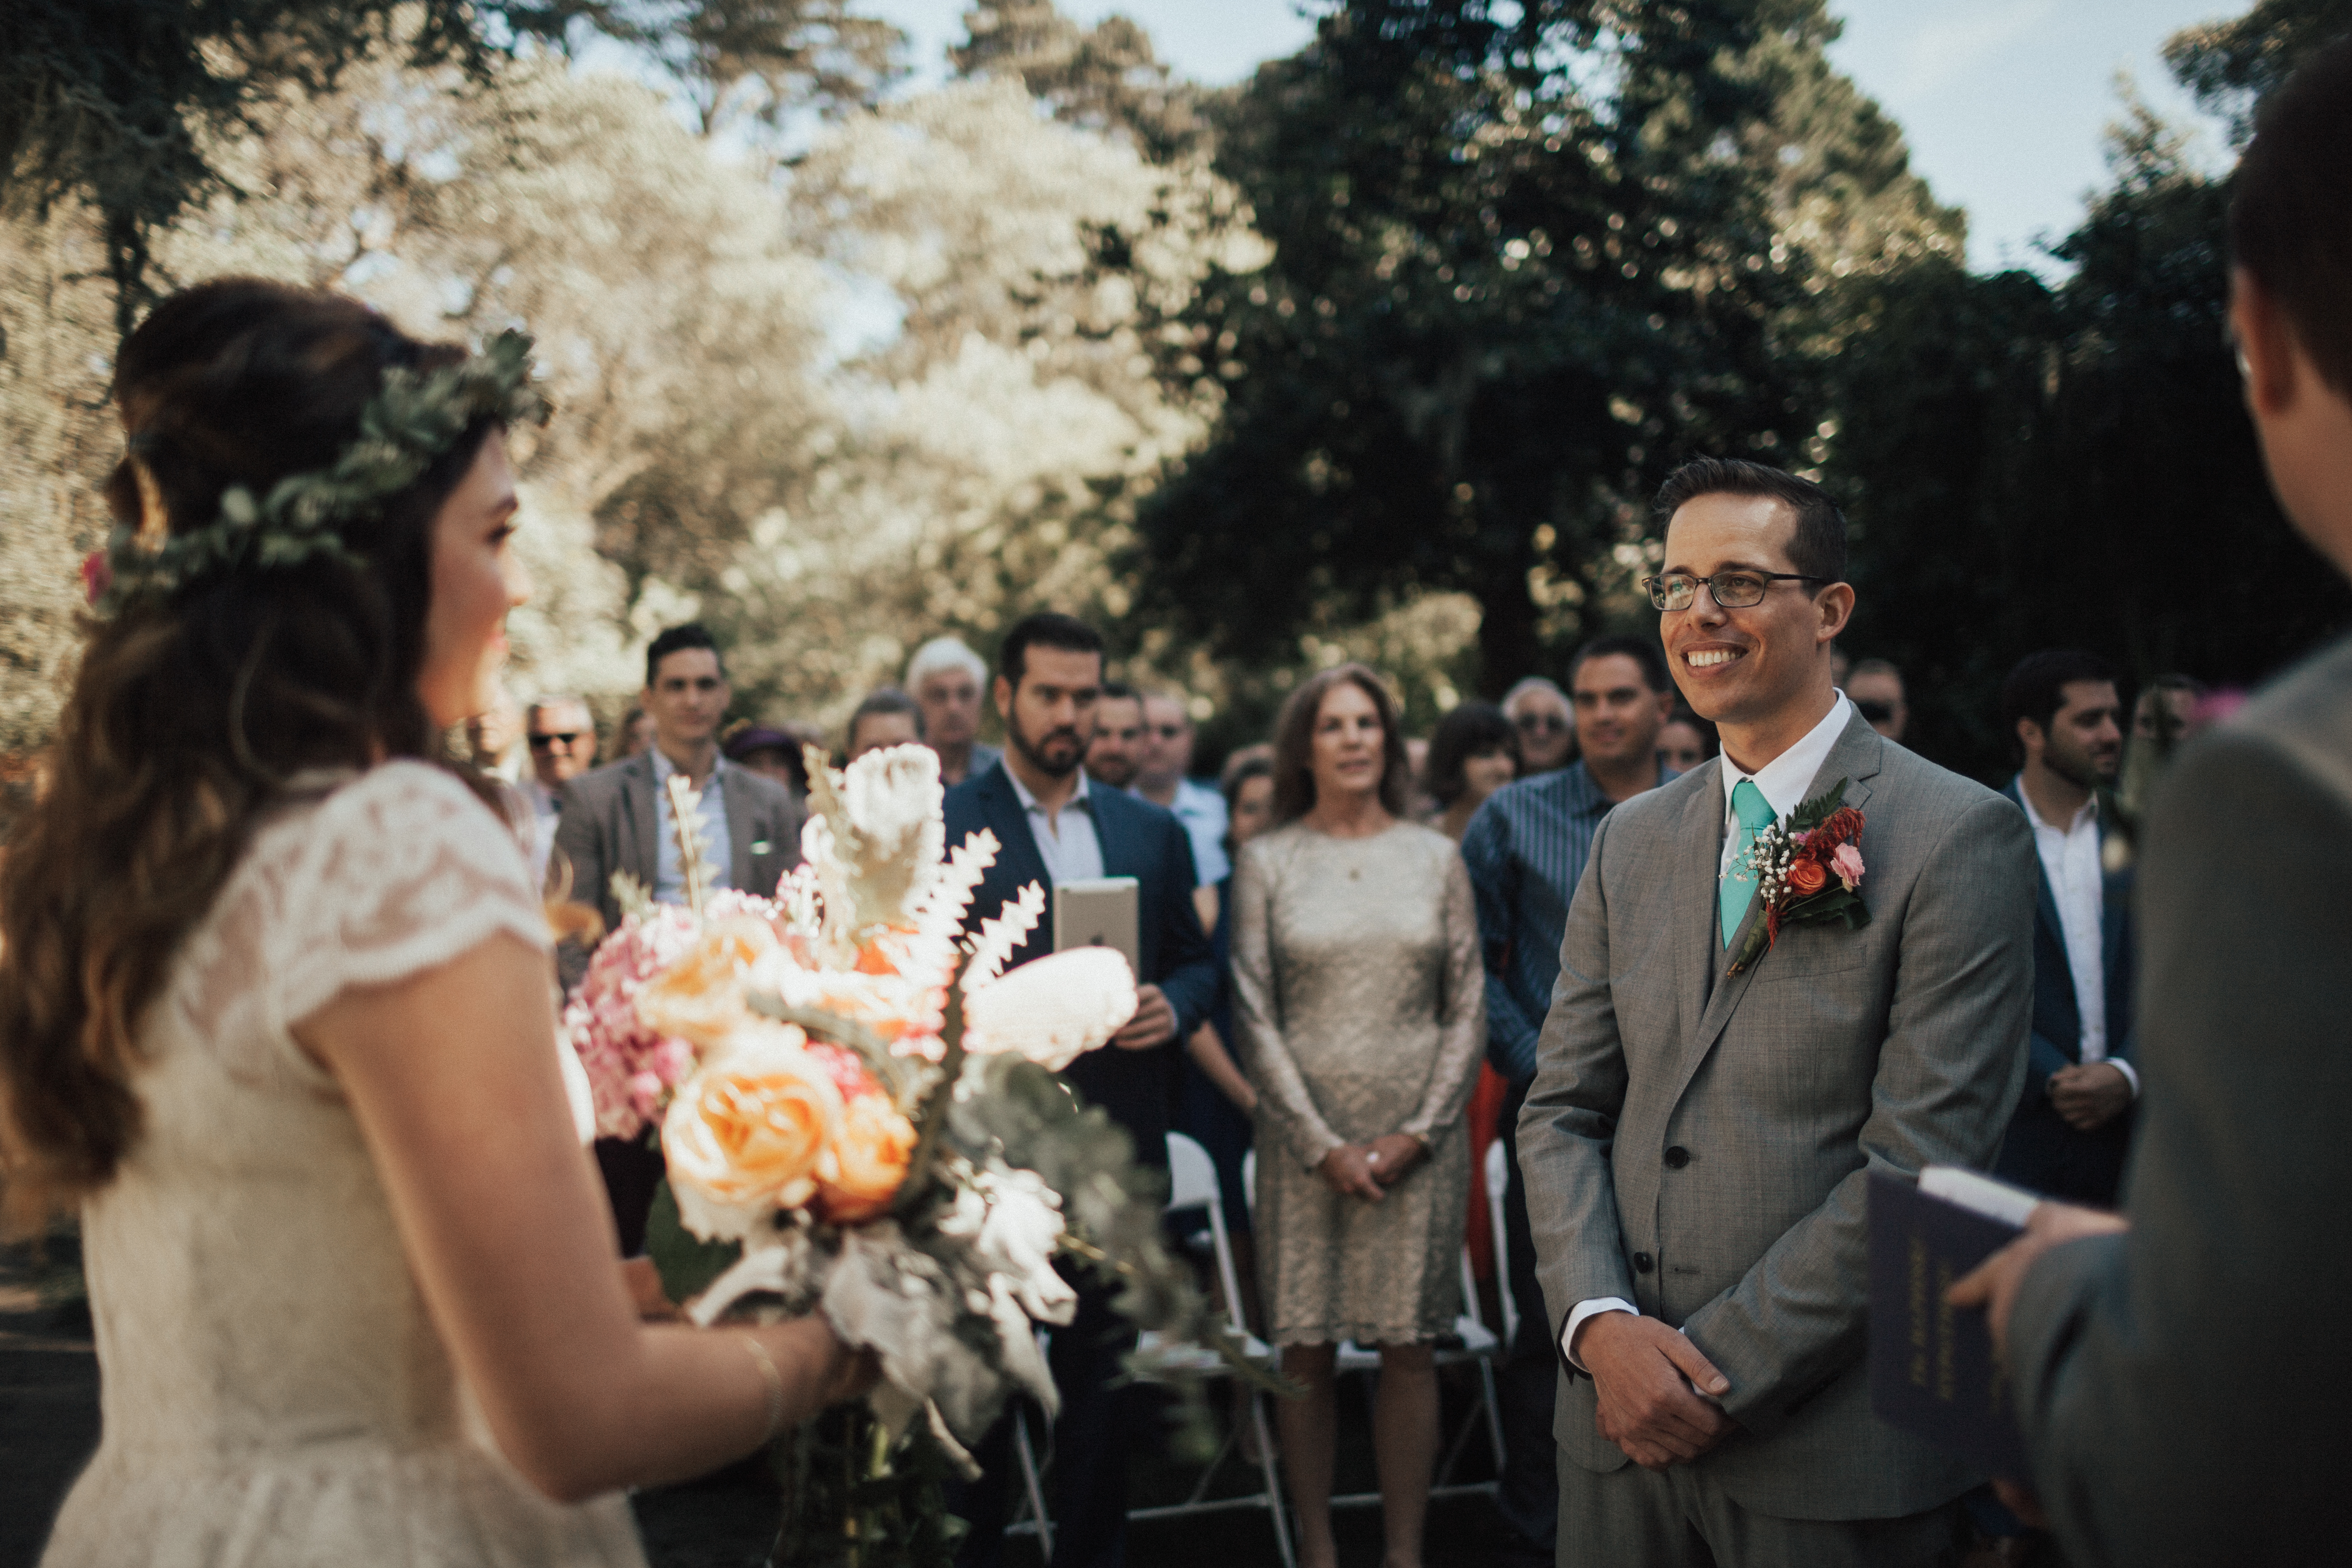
[[1720, 779, 1776, 945]]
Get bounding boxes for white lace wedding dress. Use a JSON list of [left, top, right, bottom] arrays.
[[41, 762, 647, 1567]]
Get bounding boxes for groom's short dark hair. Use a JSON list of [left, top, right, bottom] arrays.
[[2229, 34, 2352, 396], [1653, 457, 1848, 586], [995, 613, 1104, 689]]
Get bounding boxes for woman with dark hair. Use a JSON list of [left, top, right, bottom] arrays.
[[0, 280, 862, 1566], [1421, 700, 1519, 841], [1230, 665, 1485, 1568]]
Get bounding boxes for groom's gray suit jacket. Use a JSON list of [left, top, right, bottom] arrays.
[[1517, 710, 2036, 1520]]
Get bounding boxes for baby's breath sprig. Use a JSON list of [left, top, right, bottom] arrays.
[[97, 329, 548, 616]]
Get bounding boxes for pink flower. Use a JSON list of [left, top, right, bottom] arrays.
[[627, 1072, 663, 1118], [80, 550, 111, 606], [1831, 842, 1865, 891], [650, 1037, 696, 1085]]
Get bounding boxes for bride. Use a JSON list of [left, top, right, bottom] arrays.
[[0, 278, 865, 1565]]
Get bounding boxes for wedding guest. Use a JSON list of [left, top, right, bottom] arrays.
[[465, 679, 526, 779], [1521, 457, 2035, 1563], [1174, 745, 1279, 1329], [0, 281, 866, 1567], [1083, 679, 1147, 790], [723, 721, 810, 800], [1230, 663, 1484, 1568], [906, 634, 1001, 786], [1460, 631, 1676, 1568], [1423, 700, 1519, 841], [554, 624, 803, 1251], [1846, 656, 1910, 744], [2131, 671, 2208, 744], [844, 686, 923, 761], [1657, 704, 1718, 773], [1137, 690, 1232, 887], [614, 704, 654, 760], [1994, 651, 2135, 1205], [524, 693, 598, 890], [1953, 46, 2352, 1565], [942, 613, 1218, 1568], [1501, 676, 1575, 775]]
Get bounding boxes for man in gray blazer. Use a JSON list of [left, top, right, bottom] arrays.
[[1519, 457, 2036, 1563], [1953, 41, 2352, 1566]]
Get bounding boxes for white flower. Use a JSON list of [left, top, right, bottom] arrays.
[[976, 1168, 1077, 1323], [962, 946, 1137, 1071]]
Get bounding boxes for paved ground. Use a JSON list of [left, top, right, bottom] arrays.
[[2, 1234, 1513, 1567]]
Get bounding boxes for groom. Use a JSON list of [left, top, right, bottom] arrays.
[[1518, 457, 2036, 1563]]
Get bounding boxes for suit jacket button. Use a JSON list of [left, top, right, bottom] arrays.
[[1664, 1146, 1690, 1169], [1632, 1251, 1654, 1274]]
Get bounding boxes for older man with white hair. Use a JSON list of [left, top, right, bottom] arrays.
[[1502, 675, 1576, 775], [907, 635, 1002, 787]]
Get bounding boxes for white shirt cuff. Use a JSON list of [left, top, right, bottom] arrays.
[[1560, 1297, 1637, 1372], [2110, 1057, 2141, 1098]]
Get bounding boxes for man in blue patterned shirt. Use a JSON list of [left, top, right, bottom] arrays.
[[1462, 632, 1677, 1567]]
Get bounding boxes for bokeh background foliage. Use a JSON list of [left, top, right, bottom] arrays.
[[3, 0, 2346, 783]]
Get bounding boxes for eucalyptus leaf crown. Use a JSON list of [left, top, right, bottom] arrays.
[[96, 328, 549, 616]]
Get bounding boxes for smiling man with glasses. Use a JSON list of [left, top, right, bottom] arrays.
[[521, 694, 596, 888], [1517, 455, 2036, 1566]]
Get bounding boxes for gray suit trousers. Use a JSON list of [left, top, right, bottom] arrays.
[[1558, 1451, 1962, 1568]]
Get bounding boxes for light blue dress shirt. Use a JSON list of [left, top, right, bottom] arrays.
[[651, 750, 734, 904]]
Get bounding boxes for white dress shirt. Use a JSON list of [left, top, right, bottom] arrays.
[[521, 777, 560, 893], [2015, 779, 2139, 1096], [651, 750, 734, 904], [1168, 777, 1231, 886], [1009, 766, 1105, 886], [1564, 691, 1857, 1369]]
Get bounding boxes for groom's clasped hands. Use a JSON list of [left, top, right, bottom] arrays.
[[1573, 1312, 1737, 1471]]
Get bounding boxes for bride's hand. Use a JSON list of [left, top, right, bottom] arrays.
[[622, 1257, 680, 1322]]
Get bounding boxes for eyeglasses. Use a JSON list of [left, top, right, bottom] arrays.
[[1514, 713, 1569, 735], [528, 731, 585, 750], [1640, 571, 1827, 612]]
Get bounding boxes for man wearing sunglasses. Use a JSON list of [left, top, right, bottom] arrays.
[[522, 694, 598, 890], [1502, 676, 1576, 775], [1517, 456, 2036, 1564]]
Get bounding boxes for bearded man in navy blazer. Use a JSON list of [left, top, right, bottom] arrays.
[[941, 611, 1217, 1568]]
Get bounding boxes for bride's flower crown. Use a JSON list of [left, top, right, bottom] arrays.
[[92, 329, 549, 615]]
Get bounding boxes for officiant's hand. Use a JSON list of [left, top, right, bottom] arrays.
[[2048, 1062, 2132, 1130], [1575, 1313, 1736, 1470], [1111, 984, 1176, 1050], [1947, 1200, 2129, 1360]]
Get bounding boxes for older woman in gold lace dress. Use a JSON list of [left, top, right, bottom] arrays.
[[1230, 663, 1485, 1568]]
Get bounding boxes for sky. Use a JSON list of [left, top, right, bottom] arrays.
[[859, 0, 2244, 277]]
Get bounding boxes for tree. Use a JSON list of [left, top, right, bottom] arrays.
[[1131, 0, 1952, 699], [1822, 12, 2352, 780], [0, 0, 490, 338], [951, 1, 1214, 162]]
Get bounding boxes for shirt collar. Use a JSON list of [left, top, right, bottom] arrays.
[[1008, 765, 1091, 816], [1718, 692, 1855, 826], [2012, 774, 2097, 835], [651, 748, 725, 789]]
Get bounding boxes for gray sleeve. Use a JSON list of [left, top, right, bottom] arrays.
[[1402, 846, 1487, 1142], [2005, 731, 2352, 1568], [1228, 842, 1346, 1170], [1515, 811, 1637, 1343]]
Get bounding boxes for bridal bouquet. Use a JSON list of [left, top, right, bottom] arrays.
[[565, 745, 1255, 1565]]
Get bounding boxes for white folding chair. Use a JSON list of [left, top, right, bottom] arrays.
[[1008, 1133, 1296, 1568], [1486, 1135, 1520, 1348]]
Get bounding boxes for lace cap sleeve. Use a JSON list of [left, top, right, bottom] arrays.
[[276, 761, 549, 1032]]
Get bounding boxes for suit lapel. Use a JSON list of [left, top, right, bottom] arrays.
[[1093, 790, 1138, 878], [1667, 712, 1885, 1104], [980, 771, 1052, 914], [2005, 780, 2067, 951], [1669, 766, 1728, 1035]]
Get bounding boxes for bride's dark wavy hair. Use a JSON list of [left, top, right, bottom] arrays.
[[0, 278, 503, 1222]]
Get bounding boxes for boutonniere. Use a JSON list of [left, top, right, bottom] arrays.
[[1726, 778, 1871, 975]]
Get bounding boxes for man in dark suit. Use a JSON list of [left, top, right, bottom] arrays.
[[1953, 41, 2352, 1565], [1992, 650, 2136, 1206], [552, 622, 802, 1251], [942, 611, 1217, 1568]]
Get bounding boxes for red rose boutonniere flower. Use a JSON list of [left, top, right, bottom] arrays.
[[1726, 779, 1872, 975]]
